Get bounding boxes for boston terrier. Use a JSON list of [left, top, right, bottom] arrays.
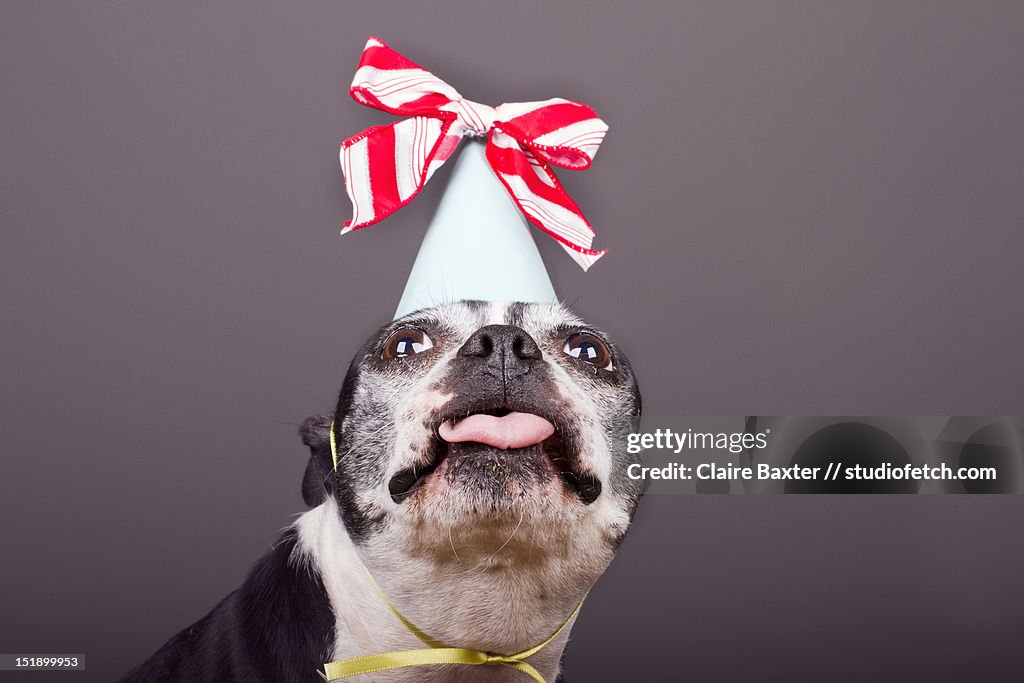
[[121, 300, 642, 682]]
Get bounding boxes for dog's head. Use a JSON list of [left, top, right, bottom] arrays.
[[301, 301, 641, 577]]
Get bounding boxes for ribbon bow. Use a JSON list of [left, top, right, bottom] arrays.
[[338, 36, 609, 270]]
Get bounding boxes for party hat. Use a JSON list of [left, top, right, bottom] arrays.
[[337, 37, 609, 318], [393, 141, 556, 318]]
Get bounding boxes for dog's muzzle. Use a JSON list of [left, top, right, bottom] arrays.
[[387, 324, 602, 505]]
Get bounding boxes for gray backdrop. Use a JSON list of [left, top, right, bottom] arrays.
[[2, 2, 1023, 681]]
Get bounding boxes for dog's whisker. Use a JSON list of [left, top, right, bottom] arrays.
[[448, 523, 462, 564], [302, 388, 327, 403], [485, 508, 526, 561]]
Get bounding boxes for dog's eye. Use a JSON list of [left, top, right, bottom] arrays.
[[382, 328, 434, 360], [563, 333, 612, 370]]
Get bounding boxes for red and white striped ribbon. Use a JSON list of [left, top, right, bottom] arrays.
[[339, 36, 608, 270]]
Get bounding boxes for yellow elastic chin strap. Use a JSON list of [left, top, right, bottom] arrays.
[[322, 421, 585, 682], [321, 569, 584, 682], [329, 419, 339, 472]]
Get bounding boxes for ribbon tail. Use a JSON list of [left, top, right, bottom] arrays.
[[500, 660, 549, 683], [559, 241, 606, 271], [339, 117, 458, 234], [486, 131, 606, 271]]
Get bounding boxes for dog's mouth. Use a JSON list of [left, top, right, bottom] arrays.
[[388, 406, 601, 506]]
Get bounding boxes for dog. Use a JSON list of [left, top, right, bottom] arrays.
[[120, 300, 642, 682]]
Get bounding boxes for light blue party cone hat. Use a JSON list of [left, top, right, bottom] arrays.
[[394, 141, 557, 319]]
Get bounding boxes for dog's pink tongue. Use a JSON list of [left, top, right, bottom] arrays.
[[439, 412, 555, 450]]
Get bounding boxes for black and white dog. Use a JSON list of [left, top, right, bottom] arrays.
[[121, 301, 642, 682]]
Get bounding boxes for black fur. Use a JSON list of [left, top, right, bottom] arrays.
[[327, 333, 387, 542], [300, 412, 334, 506], [119, 531, 334, 682]]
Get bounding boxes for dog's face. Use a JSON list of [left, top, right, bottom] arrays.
[[302, 301, 641, 577]]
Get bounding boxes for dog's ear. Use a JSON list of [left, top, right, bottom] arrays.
[[299, 412, 335, 506]]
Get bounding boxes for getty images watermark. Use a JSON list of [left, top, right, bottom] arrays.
[[621, 417, 1022, 494]]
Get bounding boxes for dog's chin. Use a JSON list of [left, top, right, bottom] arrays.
[[419, 441, 572, 505], [387, 428, 602, 512]]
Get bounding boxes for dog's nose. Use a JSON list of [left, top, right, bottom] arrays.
[[457, 324, 542, 375]]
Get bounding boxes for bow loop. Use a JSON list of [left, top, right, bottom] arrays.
[[494, 98, 607, 169], [339, 36, 608, 270], [349, 37, 462, 117]]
